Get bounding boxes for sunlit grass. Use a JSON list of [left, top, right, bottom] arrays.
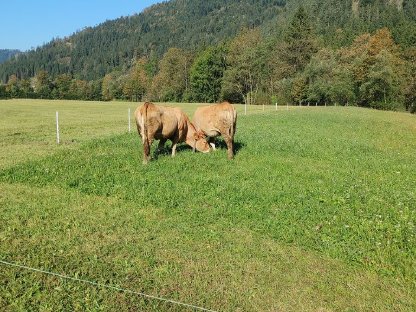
[[0, 99, 415, 311]]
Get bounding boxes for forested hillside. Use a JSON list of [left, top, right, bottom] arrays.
[[0, 0, 415, 113], [0, 0, 286, 81]]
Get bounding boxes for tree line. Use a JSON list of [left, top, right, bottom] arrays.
[[1, 6, 415, 113]]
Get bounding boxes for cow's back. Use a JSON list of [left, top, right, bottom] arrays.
[[194, 102, 236, 138], [136, 103, 189, 142], [158, 106, 183, 140]]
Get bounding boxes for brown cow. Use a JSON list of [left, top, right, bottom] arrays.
[[135, 102, 210, 164], [193, 101, 237, 159]]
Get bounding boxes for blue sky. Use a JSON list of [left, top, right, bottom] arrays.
[[0, 0, 162, 51]]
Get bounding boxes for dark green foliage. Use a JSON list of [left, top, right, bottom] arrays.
[[221, 28, 264, 104], [1, 0, 414, 84], [0, 84, 9, 99], [188, 45, 227, 102], [358, 50, 403, 110], [403, 47, 416, 113], [0, 0, 286, 83], [281, 6, 318, 75], [150, 48, 193, 102]]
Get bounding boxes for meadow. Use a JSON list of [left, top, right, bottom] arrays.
[[0, 99, 415, 311]]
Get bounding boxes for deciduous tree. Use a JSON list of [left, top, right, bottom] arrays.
[[123, 57, 151, 101], [6, 74, 20, 98], [221, 28, 263, 104], [403, 47, 416, 113], [54, 74, 72, 99], [189, 45, 227, 103], [34, 70, 51, 99], [339, 28, 405, 109], [150, 48, 193, 102], [101, 72, 122, 101]]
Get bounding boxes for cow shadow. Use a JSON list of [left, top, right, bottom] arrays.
[[155, 143, 196, 156], [151, 142, 188, 159], [153, 138, 245, 159], [210, 138, 245, 156]]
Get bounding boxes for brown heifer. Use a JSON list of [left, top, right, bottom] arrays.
[[193, 101, 237, 159], [135, 102, 210, 164]]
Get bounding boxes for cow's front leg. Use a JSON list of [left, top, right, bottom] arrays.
[[157, 138, 167, 155], [171, 137, 179, 157]]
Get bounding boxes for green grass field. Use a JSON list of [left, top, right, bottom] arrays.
[[1, 99, 415, 311]]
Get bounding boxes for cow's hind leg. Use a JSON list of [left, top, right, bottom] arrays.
[[223, 135, 234, 159], [143, 137, 153, 164]]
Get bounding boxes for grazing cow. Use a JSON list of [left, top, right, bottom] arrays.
[[193, 101, 237, 159], [135, 102, 210, 164]]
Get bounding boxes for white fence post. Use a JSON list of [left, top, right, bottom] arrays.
[[56, 111, 60, 144], [128, 108, 131, 133]]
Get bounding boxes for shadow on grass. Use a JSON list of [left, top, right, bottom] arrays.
[[152, 138, 245, 159], [211, 138, 245, 156]]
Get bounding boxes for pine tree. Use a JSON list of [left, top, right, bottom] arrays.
[[279, 6, 318, 76]]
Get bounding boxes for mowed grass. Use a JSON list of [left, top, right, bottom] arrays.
[[0, 99, 415, 311]]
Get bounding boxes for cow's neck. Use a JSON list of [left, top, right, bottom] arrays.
[[185, 120, 197, 148]]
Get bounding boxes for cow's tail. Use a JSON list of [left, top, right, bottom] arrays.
[[230, 105, 237, 138], [225, 104, 237, 159], [142, 102, 150, 158], [228, 106, 237, 139]]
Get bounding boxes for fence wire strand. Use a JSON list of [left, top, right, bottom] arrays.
[[0, 259, 217, 312]]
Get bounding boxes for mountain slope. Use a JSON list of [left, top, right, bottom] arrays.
[[0, 0, 286, 82], [0, 49, 20, 64], [0, 0, 414, 83]]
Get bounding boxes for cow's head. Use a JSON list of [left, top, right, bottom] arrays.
[[193, 131, 210, 153]]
